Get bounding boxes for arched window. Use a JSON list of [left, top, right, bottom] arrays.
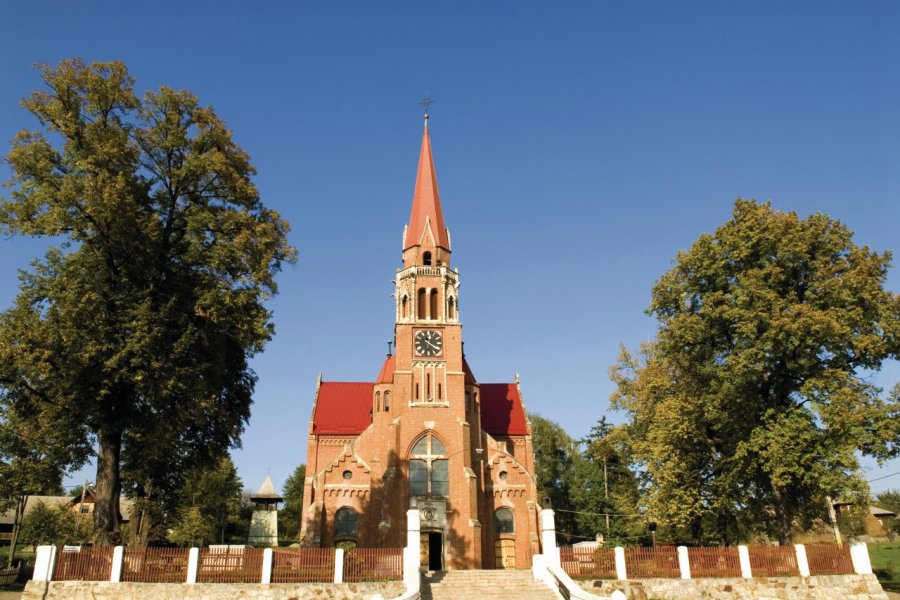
[[336, 507, 358, 537], [375, 391, 382, 412], [448, 297, 456, 320], [417, 288, 426, 319], [409, 433, 448, 498], [401, 296, 409, 319], [423, 251, 432, 266], [429, 289, 438, 320], [383, 391, 390, 411], [494, 508, 515, 534]]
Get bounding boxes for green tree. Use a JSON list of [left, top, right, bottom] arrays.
[[168, 456, 243, 546], [279, 464, 305, 541], [530, 414, 580, 541], [0, 59, 294, 544], [875, 487, 900, 538], [612, 200, 900, 544], [18, 502, 92, 550]]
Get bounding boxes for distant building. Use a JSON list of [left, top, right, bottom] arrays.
[[300, 117, 540, 570], [0, 490, 133, 544], [248, 475, 282, 546]]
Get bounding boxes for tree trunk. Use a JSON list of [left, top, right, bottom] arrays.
[[6, 494, 26, 567], [93, 428, 123, 545], [771, 486, 792, 545]]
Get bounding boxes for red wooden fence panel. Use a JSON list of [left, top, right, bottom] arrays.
[[687, 547, 742, 578], [53, 546, 114, 581], [197, 546, 264, 583], [271, 547, 336, 583], [624, 546, 680, 579], [806, 544, 853, 575], [560, 546, 617, 579], [747, 545, 799, 577], [343, 547, 403, 582], [122, 547, 190, 583]]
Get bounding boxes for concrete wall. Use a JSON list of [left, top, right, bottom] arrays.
[[578, 574, 888, 600], [24, 580, 405, 600]]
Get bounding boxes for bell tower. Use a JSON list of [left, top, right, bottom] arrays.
[[393, 115, 465, 411]]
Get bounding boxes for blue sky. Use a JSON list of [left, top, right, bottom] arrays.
[[1, 1, 898, 496]]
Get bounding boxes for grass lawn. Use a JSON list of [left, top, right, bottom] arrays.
[[870, 542, 900, 593]]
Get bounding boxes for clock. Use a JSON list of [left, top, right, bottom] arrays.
[[414, 330, 443, 357]]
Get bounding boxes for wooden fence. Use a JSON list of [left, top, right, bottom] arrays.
[[53, 546, 114, 581], [561, 543, 855, 579], [343, 547, 403, 582], [271, 547, 335, 583], [122, 547, 190, 583], [560, 546, 617, 579]]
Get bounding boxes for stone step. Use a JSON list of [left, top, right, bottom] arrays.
[[421, 570, 558, 600]]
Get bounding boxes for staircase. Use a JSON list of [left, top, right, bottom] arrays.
[[420, 569, 559, 599]]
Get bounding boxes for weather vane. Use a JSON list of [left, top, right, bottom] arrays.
[[421, 94, 435, 119]]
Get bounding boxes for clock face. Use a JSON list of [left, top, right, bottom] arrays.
[[414, 330, 443, 357]]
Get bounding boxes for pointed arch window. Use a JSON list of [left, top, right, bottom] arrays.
[[494, 508, 515, 534], [429, 289, 438, 320], [375, 391, 382, 412], [336, 507, 358, 538], [401, 295, 409, 319], [423, 251, 432, 266], [417, 288, 427, 319], [448, 296, 456, 320], [383, 391, 390, 411], [409, 433, 448, 497]]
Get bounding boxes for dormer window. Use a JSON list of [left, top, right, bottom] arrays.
[[423, 251, 432, 266]]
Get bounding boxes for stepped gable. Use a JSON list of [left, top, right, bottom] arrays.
[[311, 382, 372, 434]]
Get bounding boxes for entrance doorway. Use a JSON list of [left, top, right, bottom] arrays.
[[419, 531, 443, 571]]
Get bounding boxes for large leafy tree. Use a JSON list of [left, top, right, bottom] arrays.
[[612, 200, 900, 544], [279, 463, 305, 541], [168, 456, 243, 546], [0, 59, 294, 543]]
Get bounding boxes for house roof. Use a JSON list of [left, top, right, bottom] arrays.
[[0, 495, 134, 525], [250, 475, 283, 502], [311, 382, 373, 435], [872, 506, 897, 518], [479, 383, 529, 436], [403, 121, 450, 251]]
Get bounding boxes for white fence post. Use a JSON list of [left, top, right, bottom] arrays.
[[32, 545, 57, 581], [849, 542, 873, 575], [677, 546, 691, 579], [794, 544, 810, 577], [110, 546, 124, 582], [186, 547, 199, 584], [334, 547, 344, 583], [261, 547, 273, 584], [404, 508, 421, 590], [614, 546, 627, 580], [738, 545, 752, 578], [540, 509, 560, 568]]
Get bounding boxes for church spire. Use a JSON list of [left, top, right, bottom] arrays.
[[403, 119, 451, 253]]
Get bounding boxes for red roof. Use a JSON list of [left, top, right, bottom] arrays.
[[376, 355, 396, 384], [403, 123, 450, 251], [480, 384, 528, 436], [312, 382, 372, 435]]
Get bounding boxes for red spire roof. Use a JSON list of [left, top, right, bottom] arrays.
[[403, 122, 451, 251], [376, 355, 396, 384]]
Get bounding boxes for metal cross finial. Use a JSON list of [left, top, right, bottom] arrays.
[[421, 95, 435, 119]]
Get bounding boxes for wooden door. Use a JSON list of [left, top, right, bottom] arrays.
[[494, 538, 516, 569]]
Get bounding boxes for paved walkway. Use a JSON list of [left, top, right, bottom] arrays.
[[0, 592, 20, 600]]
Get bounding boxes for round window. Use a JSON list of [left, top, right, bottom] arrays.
[[342, 470, 352, 480], [498, 471, 508, 481]]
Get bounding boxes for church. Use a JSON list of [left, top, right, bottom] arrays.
[[299, 116, 540, 570]]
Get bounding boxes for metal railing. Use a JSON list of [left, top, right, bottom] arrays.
[[806, 544, 853, 575], [197, 546, 264, 583], [560, 546, 617, 579], [747, 545, 799, 577], [624, 546, 680, 579]]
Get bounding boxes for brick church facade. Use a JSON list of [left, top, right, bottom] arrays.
[[300, 117, 540, 570]]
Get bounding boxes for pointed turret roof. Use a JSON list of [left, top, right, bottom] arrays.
[[250, 475, 282, 503], [403, 119, 451, 251]]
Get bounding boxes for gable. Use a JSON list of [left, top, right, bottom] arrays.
[[312, 382, 373, 435], [480, 383, 528, 436]]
